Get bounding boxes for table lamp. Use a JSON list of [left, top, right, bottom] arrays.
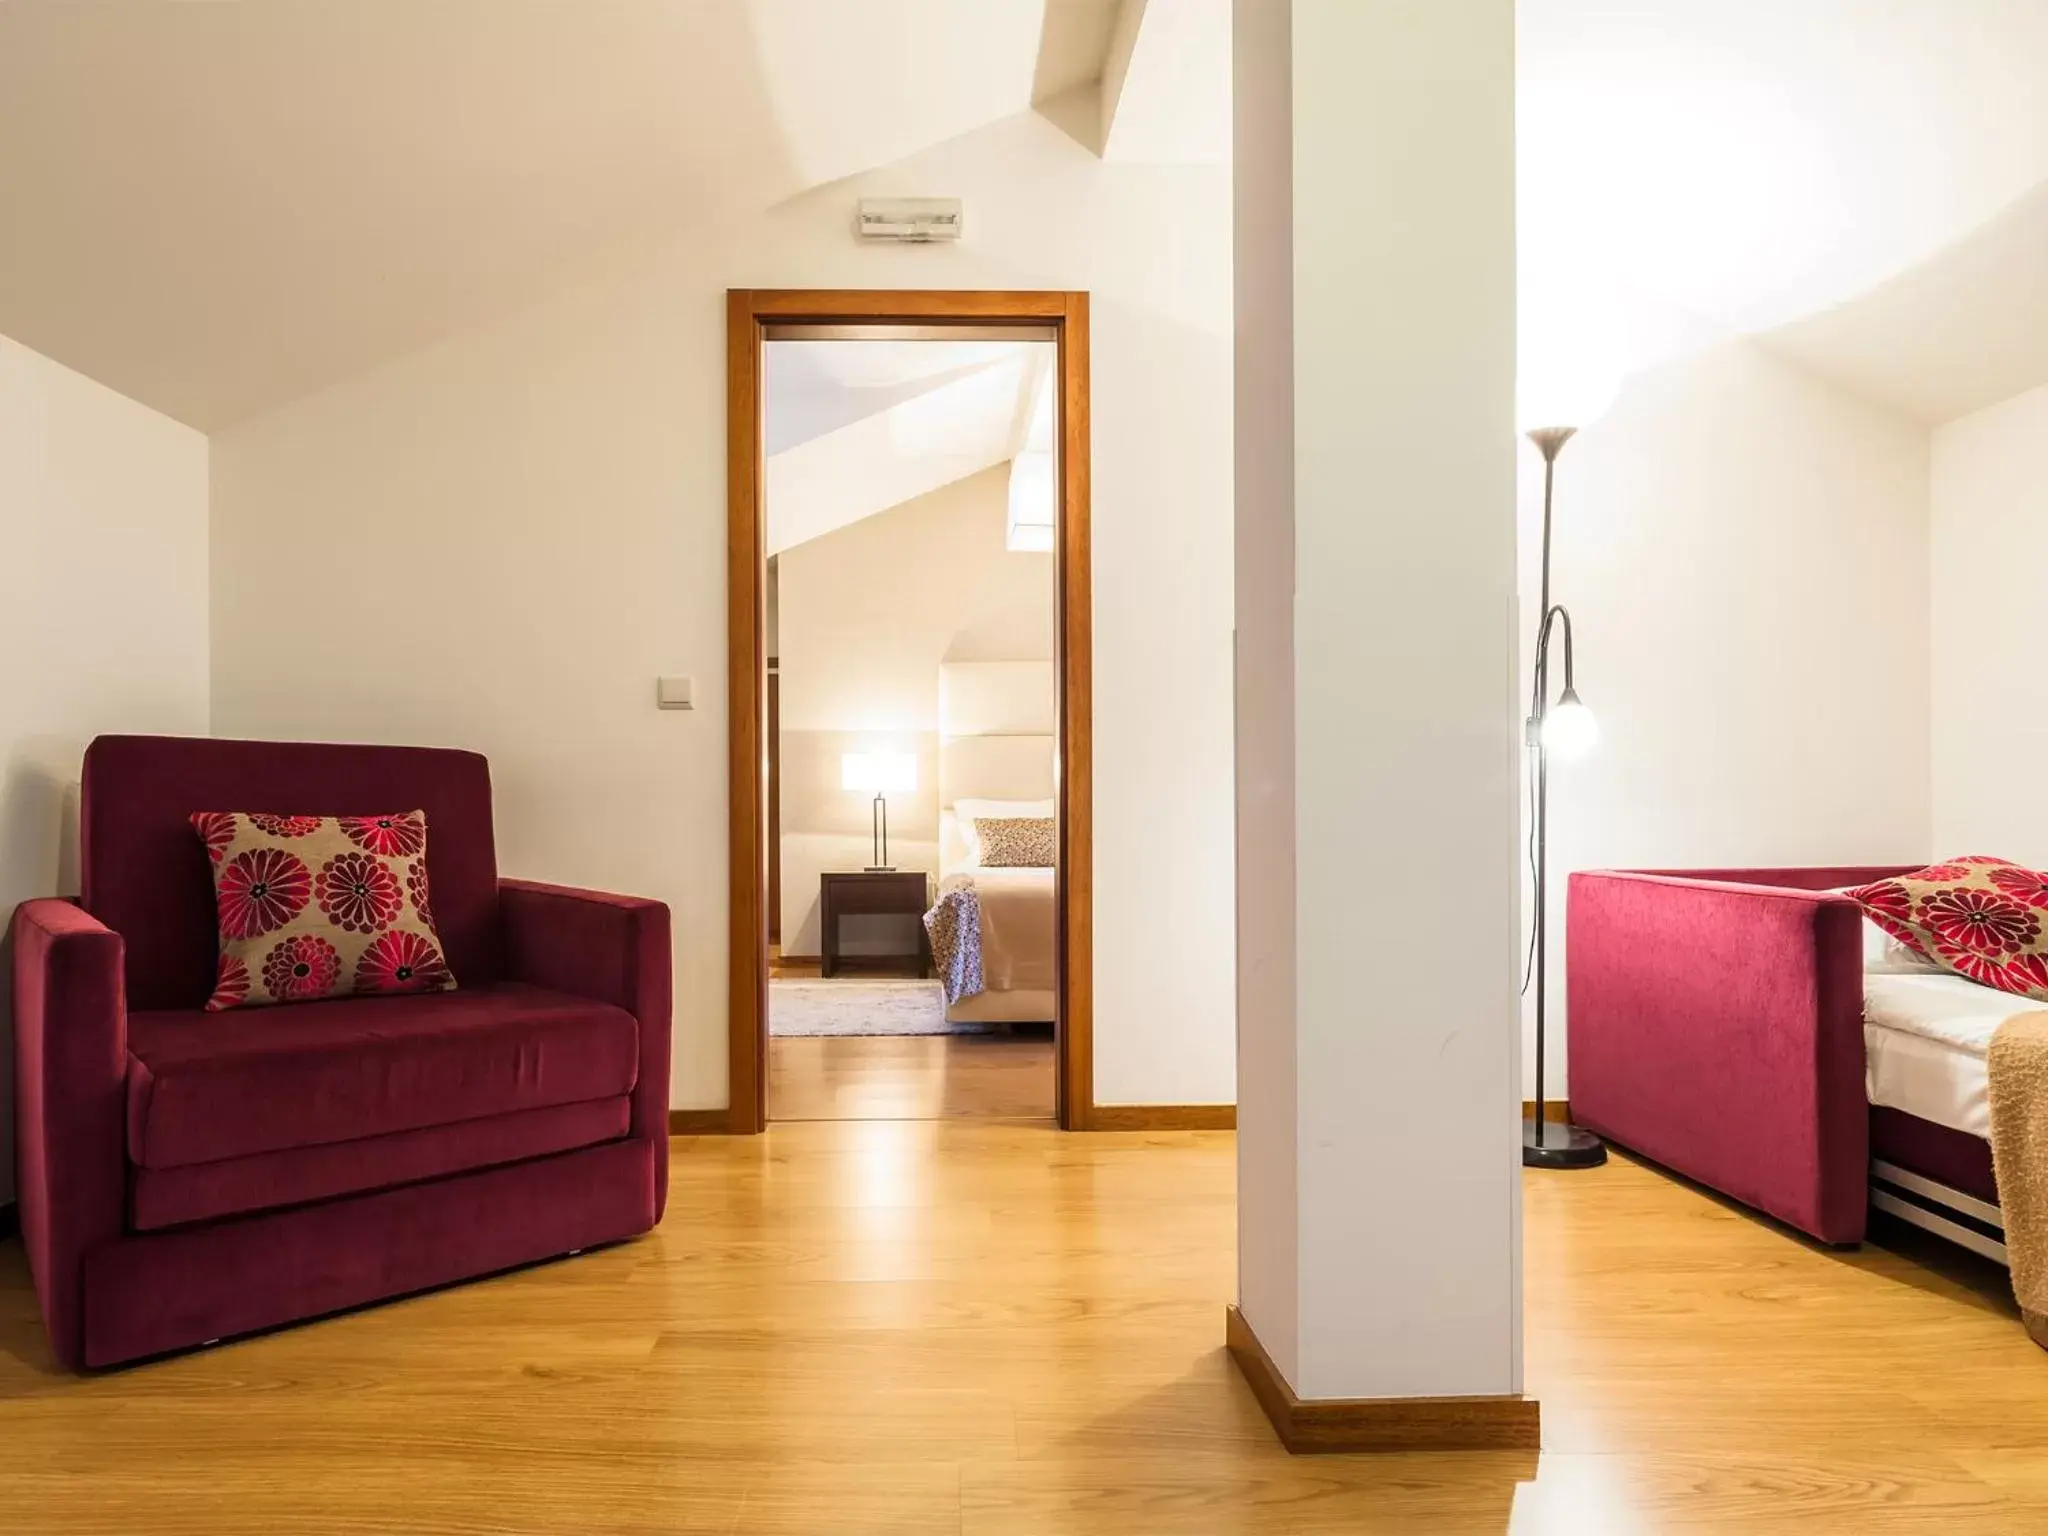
[[841, 751, 917, 871]]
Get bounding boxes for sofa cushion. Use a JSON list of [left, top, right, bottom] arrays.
[[127, 983, 639, 1169], [191, 809, 459, 1009], [131, 1096, 632, 1230]]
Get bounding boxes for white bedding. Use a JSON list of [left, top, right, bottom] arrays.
[[1864, 971, 2040, 1137], [925, 864, 1056, 1020], [949, 865, 1055, 992]]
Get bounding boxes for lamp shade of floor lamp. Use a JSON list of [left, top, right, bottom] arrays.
[[1522, 417, 1610, 1171], [842, 751, 917, 871]]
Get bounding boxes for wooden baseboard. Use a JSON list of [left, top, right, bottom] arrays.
[[671, 1104, 1234, 1135], [1225, 1305, 1540, 1454], [1083, 1104, 1236, 1131], [1079, 1104, 1548, 1133], [669, 1109, 741, 1135]]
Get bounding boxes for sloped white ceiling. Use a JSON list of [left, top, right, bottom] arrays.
[[1034, 0, 1125, 103], [765, 340, 1048, 554], [766, 340, 1027, 456], [0, 0, 1119, 430], [15, 1, 2041, 430], [1764, 182, 2048, 423], [1520, 0, 2048, 420], [749, 0, 1043, 188]]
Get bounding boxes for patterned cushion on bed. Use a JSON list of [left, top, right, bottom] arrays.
[[1845, 857, 2048, 1002], [971, 816, 1056, 868]]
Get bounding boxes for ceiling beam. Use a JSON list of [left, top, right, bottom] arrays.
[[1096, 0, 1150, 157], [1099, 0, 1230, 166]]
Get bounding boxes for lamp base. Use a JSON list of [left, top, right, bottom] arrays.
[[863, 865, 897, 873], [1522, 1116, 1607, 1169]]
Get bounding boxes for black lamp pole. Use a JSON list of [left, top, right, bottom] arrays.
[[1525, 426, 1607, 1170]]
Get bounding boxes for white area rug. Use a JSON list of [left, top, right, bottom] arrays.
[[769, 978, 996, 1037]]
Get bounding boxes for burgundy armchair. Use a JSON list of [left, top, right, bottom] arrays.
[[12, 735, 671, 1369]]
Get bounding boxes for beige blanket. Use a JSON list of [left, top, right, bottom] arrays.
[[1987, 1009, 2048, 1351], [924, 868, 1055, 1004]]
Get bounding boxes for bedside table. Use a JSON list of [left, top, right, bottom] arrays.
[[820, 870, 932, 978]]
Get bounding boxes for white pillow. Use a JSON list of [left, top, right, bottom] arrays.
[[954, 797, 1053, 820], [1829, 887, 1944, 976], [1861, 918, 1944, 975], [953, 798, 1053, 866]]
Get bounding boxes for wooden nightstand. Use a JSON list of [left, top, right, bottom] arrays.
[[820, 870, 932, 979]]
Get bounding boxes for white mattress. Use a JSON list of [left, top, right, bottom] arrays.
[[1863, 972, 2040, 1137]]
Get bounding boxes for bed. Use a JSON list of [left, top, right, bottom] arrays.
[[1864, 970, 2025, 1260], [928, 862, 1057, 1024], [924, 663, 1058, 1025], [1569, 863, 2048, 1354], [1565, 865, 2010, 1253]]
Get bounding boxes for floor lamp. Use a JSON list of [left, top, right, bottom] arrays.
[[1523, 420, 1608, 1170]]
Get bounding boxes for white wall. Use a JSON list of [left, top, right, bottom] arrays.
[[1931, 382, 2048, 868], [208, 109, 1236, 1111], [1529, 336, 1933, 1094], [1230, 0, 1300, 1390], [777, 463, 1051, 954], [1237, 0, 1523, 1402], [0, 335, 211, 1205]]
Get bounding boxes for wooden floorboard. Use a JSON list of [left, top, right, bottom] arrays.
[[769, 1032, 1055, 1123], [3, 1121, 2047, 1531]]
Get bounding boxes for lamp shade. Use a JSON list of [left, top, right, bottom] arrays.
[[842, 751, 917, 794], [1517, 275, 1624, 434], [1517, 351, 1620, 436], [1541, 691, 1599, 759]]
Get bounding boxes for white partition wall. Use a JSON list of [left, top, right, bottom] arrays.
[[1232, 0, 1525, 1419], [0, 334, 211, 1207]]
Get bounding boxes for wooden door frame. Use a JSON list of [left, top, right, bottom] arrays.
[[725, 289, 1093, 1134], [765, 665, 780, 947]]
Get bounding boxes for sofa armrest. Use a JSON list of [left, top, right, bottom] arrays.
[[12, 898, 129, 1369], [499, 880, 672, 1217], [1566, 870, 1870, 1244]]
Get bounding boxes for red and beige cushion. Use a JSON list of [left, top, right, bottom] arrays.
[[190, 810, 457, 1010], [1845, 857, 2048, 1002]]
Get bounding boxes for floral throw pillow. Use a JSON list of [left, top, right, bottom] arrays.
[[190, 811, 457, 1010], [1844, 857, 2048, 1002], [972, 816, 1056, 868]]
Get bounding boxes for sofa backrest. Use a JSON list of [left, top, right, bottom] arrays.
[[1630, 866, 1920, 892], [82, 735, 502, 1010]]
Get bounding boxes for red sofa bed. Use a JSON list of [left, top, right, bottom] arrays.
[[12, 735, 671, 1369], [1566, 865, 1997, 1248]]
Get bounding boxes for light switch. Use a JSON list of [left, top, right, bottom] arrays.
[[656, 676, 694, 710]]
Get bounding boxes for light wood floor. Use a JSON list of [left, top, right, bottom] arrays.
[[770, 1033, 1056, 1122], [4, 1127, 2048, 1532]]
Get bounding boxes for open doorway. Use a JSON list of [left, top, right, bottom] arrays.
[[725, 292, 1093, 1132]]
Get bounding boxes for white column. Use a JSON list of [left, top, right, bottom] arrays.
[[1234, 0, 1522, 1405]]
